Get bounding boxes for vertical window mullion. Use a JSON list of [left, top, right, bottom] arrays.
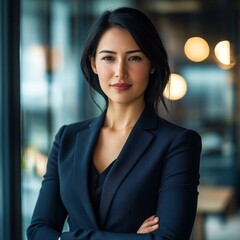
[[0, 0, 22, 239]]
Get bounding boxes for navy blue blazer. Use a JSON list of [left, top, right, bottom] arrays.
[[27, 107, 202, 240]]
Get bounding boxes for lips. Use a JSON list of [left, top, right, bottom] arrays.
[[111, 83, 132, 91]]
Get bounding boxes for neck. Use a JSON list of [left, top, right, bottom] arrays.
[[104, 102, 145, 130]]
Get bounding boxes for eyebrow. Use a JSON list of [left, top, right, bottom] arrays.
[[98, 50, 143, 54]]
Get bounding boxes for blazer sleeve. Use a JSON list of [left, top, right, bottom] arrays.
[[27, 126, 68, 240], [154, 129, 202, 239], [27, 127, 201, 240]]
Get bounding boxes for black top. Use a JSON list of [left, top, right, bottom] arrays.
[[89, 160, 115, 225]]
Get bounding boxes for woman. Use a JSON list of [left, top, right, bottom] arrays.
[[27, 7, 201, 240]]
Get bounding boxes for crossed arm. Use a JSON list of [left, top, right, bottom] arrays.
[[58, 216, 159, 240], [57, 218, 159, 240]]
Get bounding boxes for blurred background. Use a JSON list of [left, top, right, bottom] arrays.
[[0, 0, 240, 239]]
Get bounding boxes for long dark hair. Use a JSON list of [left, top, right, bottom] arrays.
[[80, 7, 170, 112]]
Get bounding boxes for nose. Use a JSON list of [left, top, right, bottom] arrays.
[[115, 60, 128, 79]]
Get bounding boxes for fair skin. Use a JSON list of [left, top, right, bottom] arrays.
[[91, 27, 159, 233]]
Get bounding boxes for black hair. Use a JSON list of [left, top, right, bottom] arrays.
[[80, 7, 170, 112]]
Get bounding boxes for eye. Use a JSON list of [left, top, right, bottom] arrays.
[[129, 56, 142, 61], [101, 56, 114, 61]]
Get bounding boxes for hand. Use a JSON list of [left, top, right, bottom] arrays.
[[137, 215, 160, 234]]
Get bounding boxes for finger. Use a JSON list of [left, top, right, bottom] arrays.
[[142, 217, 159, 227], [137, 217, 159, 233], [142, 215, 156, 223], [137, 223, 159, 234]]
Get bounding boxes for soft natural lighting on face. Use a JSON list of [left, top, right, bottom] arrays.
[[163, 73, 187, 100], [184, 37, 210, 62]]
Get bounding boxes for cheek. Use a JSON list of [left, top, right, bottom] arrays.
[[97, 65, 113, 82], [97, 67, 113, 92], [132, 67, 150, 85]]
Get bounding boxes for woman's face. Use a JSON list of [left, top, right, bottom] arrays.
[[91, 27, 153, 107]]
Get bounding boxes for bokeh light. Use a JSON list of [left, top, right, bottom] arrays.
[[214, 40, 236, 69], [184, 37, 210, 62], [164, 73, 187, 100]]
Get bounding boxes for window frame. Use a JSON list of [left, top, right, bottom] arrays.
[[0, 0, 22, 239]]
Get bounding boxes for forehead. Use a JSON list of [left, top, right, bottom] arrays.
[[96, 27, 140, 51]]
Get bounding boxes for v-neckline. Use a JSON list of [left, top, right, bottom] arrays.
[[93, 160, 116, 175]]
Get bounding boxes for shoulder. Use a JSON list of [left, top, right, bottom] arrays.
[[154, 116, 202, 148], [159, 117, 200, 135], [55, 115, 102, 141], [65, 117, 96, 132], [139, 107, 201, 144]]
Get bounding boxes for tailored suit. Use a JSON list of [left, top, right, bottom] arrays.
[[27, 107, 202, 240]]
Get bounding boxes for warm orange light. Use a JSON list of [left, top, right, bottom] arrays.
[[164, 74, 187, 100], [27, 45, 61, 71], [184, 37, 210, 62], [27, 46, 46, 71], [214, 40, 236, 69]]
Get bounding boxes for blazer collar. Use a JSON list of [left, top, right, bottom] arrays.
[[99, 107, 158, 226], [73, 107, 158, 228]]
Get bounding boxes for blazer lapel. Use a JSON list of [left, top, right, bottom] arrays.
[[99, 107, 158, 226], [73, 113, 105, 228]]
